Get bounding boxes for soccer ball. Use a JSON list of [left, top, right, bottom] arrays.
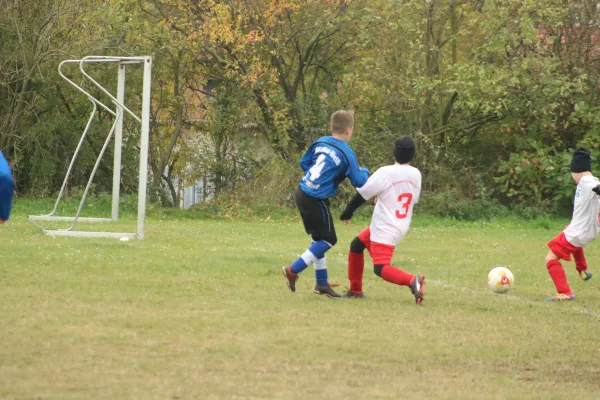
[[487, 267, 514, 294]]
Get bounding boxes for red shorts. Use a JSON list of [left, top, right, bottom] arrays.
[[357, 227, 395, 265], [547, 232, 579, 261]]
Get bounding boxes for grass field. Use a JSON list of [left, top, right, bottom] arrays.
[[2, 199, 600, 399]]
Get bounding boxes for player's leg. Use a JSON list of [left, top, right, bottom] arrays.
[[282, 190, 340, 297], [310, 198, 341, 298], [371, 242, 425, 305], [545, 232, 575, 300], [572, 247, 592, 281], [282, 188, 320, 292], [344, 227, 372, 298]]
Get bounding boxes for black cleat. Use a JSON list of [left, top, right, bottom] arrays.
[[282, 266, 298, 292], [313, 284, 342, 298], [410, 275, 425, 305], [580, 270, 593, 281], [342, 290, 365, 299]]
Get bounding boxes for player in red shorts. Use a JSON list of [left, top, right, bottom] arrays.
[[545, 147, 599, 301], [338, 136, 425, 305]]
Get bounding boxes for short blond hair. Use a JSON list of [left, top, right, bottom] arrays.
[[330, 110, 354, 134]]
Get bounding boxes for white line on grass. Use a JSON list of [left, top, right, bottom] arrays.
[[280, 251, 600, 319], [427, 278, 600, 320]]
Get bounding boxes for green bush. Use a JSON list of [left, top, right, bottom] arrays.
[[495, 142, 572, 209], [418, 190, 509, 221]]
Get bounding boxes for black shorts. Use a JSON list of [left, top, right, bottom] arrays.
[[295, 187, 337, 245]]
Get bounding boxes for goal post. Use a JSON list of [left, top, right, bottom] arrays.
[[28, 56, 152, 239]]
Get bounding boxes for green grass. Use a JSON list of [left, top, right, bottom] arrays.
[[2, 198, 600, 399]]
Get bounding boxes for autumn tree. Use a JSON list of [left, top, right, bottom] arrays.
[[142, 0, 369, 157], [0, 0, 142, 194], [0, 0, 91, 157]]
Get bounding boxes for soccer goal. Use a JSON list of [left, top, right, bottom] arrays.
[[28, 56, 152, 239]]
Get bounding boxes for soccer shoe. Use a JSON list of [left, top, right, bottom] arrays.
[[313, 284, 342, 298], [281, 266, 298, 293], [580, 270, 593, 281], [410, 275, 425, 305], [342, 290, 365, 299], [545, 293, 576, 301]]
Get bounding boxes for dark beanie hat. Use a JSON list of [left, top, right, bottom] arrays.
[[570, 147, 592, 173], [394, 136, 416, 164]]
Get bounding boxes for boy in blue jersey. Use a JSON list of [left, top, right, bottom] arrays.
[[0, 151, 14, 224], [282, 110, 370, 298]]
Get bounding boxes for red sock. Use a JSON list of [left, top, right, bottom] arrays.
[[546, 259, 572, 295], [348, 252, 364, 293], [380, 265, 413, 286], [573, 247, 588, 272]]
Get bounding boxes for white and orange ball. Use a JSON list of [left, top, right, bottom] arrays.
[[488, 267, 514, 294]]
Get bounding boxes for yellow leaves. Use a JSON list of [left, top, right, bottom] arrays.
[[264, 0, 301, 28], [191, 4, 246, 48], [245, 30, 263, 44]]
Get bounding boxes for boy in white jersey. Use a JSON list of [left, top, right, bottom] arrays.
[[545, 147, 599, 301], [338, 136, 425, 305]]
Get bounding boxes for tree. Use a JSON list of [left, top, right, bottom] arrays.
[[143, 0, 368, 156], [0, 0, 90, 154], [0, 0, 137, 194]]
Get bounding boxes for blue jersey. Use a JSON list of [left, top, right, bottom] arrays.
[[0, 151, 14, 221], [299, 136, 369, 199]]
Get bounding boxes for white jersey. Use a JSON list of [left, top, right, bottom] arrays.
[[357, 164, 422, 246], [564, 175, 600, 247]]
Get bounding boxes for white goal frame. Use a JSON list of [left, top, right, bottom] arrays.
[[28, 56, 152, 239]]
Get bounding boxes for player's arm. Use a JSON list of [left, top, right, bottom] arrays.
[[413, 171, 423, 204], [344, 150, 369, 188], [340, 169, 382, 221], [299, 143, 315, 172], [0, 152, 13, 223], [0, 173, 14, 223], [339, 192, 367, 221]]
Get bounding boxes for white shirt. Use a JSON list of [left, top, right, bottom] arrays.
[[357, 164, 422, 246], [564, 175, 600, 247]]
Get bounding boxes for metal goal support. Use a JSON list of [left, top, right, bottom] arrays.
[[28, 56, 152, 239]]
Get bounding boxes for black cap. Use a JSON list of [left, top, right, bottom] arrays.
[[570, 147, 592, 173], [394, 136, 416, 164]]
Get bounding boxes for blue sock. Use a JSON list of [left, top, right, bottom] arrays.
[[315, 267, 329, 285], [308, 240, 331, 259], [290, 256, 309, 274], [311, 241, 332, 285], [290, 240, 332, 275], [313, 256, 329, 285]]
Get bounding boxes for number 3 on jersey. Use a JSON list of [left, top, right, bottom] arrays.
[[308, 154, 327, 182], [395, 193, 413, 219]]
